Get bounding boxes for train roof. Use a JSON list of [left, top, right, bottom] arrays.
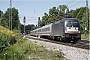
[[30, 23, 52, 32], [62, 18, 78, 21], [41, 23, 52, 29], [53, 18, 79, 24]]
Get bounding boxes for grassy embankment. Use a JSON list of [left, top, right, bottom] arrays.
[[81, 34, 89, 40], [0, 26, 65, 60]]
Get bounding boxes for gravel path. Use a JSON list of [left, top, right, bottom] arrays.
[[27, 38, 89, 60]]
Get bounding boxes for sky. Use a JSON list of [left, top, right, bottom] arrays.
[[0, 0, 89, 25]]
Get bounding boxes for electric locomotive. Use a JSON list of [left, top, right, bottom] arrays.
[[52, 18, 81, 42]]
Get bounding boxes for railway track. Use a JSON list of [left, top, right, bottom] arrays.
[[26, 36, 89, 50]]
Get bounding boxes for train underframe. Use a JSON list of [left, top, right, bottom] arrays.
[[65, 33, 81, 42], [48, 33, 81, 43], [31, 33, 81, 43], [54, 33, 81, 43]]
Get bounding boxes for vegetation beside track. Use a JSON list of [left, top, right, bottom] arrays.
[[0, 26, 64, 60], [81, 34, 89, 40]]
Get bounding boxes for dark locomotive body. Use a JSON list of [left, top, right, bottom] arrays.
[[30, 18, 81, 42], [52, 18, 81, 42]]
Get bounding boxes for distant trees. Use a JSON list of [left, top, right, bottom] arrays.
[[0, 8, 19, 30], [0, 10, 3, 18], [0, 10, 9, 28], [4, 8, 19, 30], [20, 24, 36, 34], [0, 8, 37, 34], [57, 5, 68, 19], [39, 5, 68, 27]]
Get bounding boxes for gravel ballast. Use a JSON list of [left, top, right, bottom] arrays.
[[27, 38, 89, 60]]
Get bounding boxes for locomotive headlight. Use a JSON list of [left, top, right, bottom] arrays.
[[65, 28, 67, 30], [65, 27, 67, 30], [78, 31, 80, 33]]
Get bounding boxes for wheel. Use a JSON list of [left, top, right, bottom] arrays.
[[73, 38, 80, 43], [58, 37, 62, 42], [52, 36, 57, 40], [63, 38, 67, 43]]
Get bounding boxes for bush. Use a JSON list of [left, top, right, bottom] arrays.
[[0, 26, 34, 60], [0, 32, 17, 51]]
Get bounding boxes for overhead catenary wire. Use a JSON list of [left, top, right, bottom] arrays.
[[14, 1, 36, 13], [68, 0, 84, 9], [14, 1, 38, 20]]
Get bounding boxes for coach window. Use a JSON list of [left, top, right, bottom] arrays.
[[44, 28, 46, 31], [42, 29, 45, 32], [46, 28, 48, 31], [39, 29, 41, 32], [40, 29, 41, 32], [47, 27, 50, 31], [48, 27, 50, 31], [38, 30, 40, 32]]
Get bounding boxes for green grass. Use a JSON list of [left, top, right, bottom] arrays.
[[81, 34, 89, 40], [0, 37, 65, 60], [28, 44, 65, 60]]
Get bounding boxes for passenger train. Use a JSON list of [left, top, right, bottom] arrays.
[[30, 18, 81, 42]]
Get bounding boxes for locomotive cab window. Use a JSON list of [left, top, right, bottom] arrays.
[[73, 22, 78, 27], [65, 20, 79, 27], [66, 21, 72, 27]]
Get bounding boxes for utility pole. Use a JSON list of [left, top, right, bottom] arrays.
[[85, 0, 88, 30], [23, 16, 26, 38], [9, 6, 10, 29], [9, 0, 12, 31], [18, 20, 20, 32], [85, 0, 88, 36], [38, 17, 40, 27]]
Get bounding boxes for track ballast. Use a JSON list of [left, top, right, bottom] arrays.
[[26, 36, 89, 50]]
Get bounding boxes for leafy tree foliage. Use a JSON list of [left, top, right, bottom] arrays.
[[0, 8, 19, 30], [0, 10, 3, 18], [4, 8, 19, 30], [0, 10, 8, 28], [39, 5, 68, 27], [21, 24, 36, 34], [40, 7, 59, 27]]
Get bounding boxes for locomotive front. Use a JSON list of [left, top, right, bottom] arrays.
[[64, 18, 81, 42]]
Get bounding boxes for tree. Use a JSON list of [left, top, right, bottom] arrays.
[[0, 10, 8, 28], [42, 12, 49, 25], [40, 5, 68, 27], [20, 24, 36, 34], [0, 10, 3, 18], [4, 8, 19, 30], [57, 5, 67, 19]]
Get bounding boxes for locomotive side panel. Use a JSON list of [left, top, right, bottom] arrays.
[[52, 20, 64, 37]]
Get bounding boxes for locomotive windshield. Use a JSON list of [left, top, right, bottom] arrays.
[[66, 20, 79, 27], [66, 21, 72, 27], [73, 22, 78, 27]]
